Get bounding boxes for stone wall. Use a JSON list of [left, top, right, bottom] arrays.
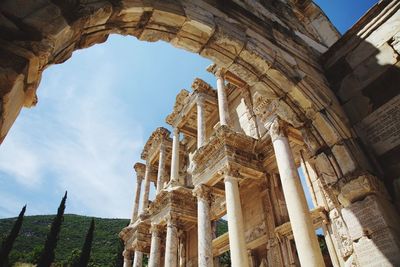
[[323, 0, 400, 197]]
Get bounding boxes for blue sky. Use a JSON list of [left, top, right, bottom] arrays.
[[0, 1, 378, 219]]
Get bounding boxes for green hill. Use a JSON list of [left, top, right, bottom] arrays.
[[1, 214, 232, 266], [0, 214, 129, 266]]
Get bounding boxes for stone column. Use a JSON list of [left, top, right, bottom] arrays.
[[141, 162, 152, 212], [178, 230, 186, 267], [300, 150, 340, 267], [148, 224, 163, 267], [164, 215, 179, 267], [170, 127, 180, 185], [193, 184, 214, 267], [132, 251, 143, 267], [123, 250, 132, 267], [215, 69, 230, 126], [197, 95, 206, 148], [224, 175, 249, 267], [212, 222, 220, 267], [156, 142, 166, 194], [131, 176, 143, 223], [268, 117, 325, 267]]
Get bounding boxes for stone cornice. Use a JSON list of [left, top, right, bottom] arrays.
[[191, 78, 216, 97]]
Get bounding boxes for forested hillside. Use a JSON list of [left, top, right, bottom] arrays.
[[0, 214, 129, 266]]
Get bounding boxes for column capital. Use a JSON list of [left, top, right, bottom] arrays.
[[206, 63, 226, 78], [150, 223, 163, 235], [136, 175, 144, 183], [159, 140, 166, 150], [196, 94, 206, 106], [193, 184, 212, 202], [267, 116, 288, 142], [173, 127, 180, 135], [166, 214, 179, 227], [224, 175, 240, 184], [219, 165, 243, 180], [122, 249, 132, 259], [214, 67, 226, 79]]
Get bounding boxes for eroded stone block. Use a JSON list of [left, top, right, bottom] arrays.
[[338, 175, 388, 207]]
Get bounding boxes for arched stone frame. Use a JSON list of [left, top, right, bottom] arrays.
[[1, 0, 397, 266]]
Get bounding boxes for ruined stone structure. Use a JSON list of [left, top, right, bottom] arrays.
[[1, 0, 400, 266]]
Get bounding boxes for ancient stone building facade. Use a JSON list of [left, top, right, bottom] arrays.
[[1, 0, 399, 266]]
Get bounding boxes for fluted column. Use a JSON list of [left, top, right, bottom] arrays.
[[215, 69, 230, 126], [193, 184, 213, 267], [197, 96, 206, 148], [224, 175, 249, 267], [170, 127, 180, 185], [268, 117, 325, 267], [132, 251, 143, 267], [123, 250, 132, 267], [148, 224, 163, 267], [156, 142, 166, 194], [165, 215, 179, 267], [141, 162, 152, 212], [131, 176, 143, 222]]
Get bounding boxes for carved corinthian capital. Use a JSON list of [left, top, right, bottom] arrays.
[[193, 184, 212, 201], [166, 214, 179, 227], [150, 223, 163, 236], [268, 117, 288, 142]]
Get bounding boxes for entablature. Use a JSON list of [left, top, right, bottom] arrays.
[[192, 125, 264, 186], [147, 186, 197, 231]]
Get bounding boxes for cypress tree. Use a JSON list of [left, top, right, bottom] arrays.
[[37, 191, 67, 267], [74, 218, 95, 267], [0, 205, 26, 267], [114, 237, 125, 267]]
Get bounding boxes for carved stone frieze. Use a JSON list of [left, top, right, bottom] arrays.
[[329, 208, 354, 258]]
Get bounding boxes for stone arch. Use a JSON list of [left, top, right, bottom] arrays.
[[0, 0, 387, 266]]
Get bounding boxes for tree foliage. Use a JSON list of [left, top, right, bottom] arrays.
[[37, 191, 67, 267], [0, 205, 26, 267], [74, 218, 95, 267], [113, 238, 124, 267]]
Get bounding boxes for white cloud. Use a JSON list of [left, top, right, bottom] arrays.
[[0, 45, 145, 218]]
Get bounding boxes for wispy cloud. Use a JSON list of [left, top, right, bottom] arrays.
[[0, 44, 145, 218]]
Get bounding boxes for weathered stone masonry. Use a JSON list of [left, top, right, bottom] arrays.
[[1, 0, 400, 266]]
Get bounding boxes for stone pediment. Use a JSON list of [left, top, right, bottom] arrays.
[[141, 127, 172, 162], [165, 79, 218, 138], [166, 89, 190, 126]]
